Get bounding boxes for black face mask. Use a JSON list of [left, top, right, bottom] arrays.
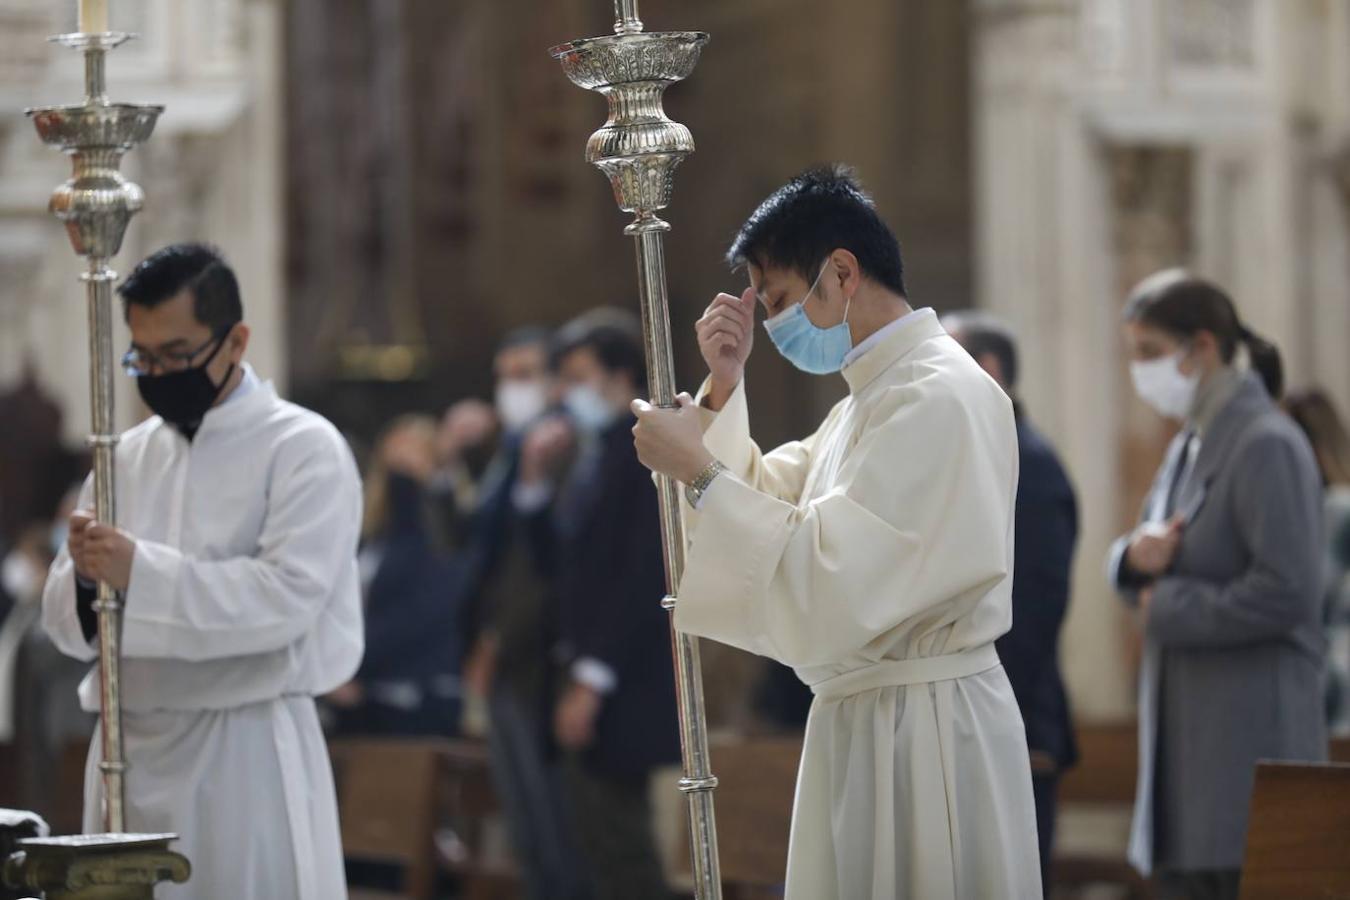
[[137, 335, 235, 438]]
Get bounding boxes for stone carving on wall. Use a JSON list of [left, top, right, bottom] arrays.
[[0, 2, 55, 85], [1081, 0, 1132, 79], [1108, 146, 1194, 295], [135, 133, 224, 247], [1167, 0, 1258, 73]]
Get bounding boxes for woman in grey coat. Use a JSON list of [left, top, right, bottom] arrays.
[[1107, 270, 1327, 900]]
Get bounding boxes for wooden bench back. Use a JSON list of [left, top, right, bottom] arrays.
[[1240, 761, 1350, 899], [1330, 736, 1350, 764], [674, 736, 801, 888], [333, 738, 447, 865], [1059, 721, 1138, 805]]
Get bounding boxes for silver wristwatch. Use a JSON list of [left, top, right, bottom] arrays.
[[684, 459, 728, 508]]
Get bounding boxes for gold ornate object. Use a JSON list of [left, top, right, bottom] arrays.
[[4, 834, 189, 900], [550, 2, 723, 896]]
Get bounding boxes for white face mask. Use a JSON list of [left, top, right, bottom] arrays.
[[496, 380, 548, 432], [564, 383, 616, 432], [1130, 351, 1199, 420]]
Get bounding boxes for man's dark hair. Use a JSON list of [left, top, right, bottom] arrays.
[[117, 242, 242, 334], [551, 307, 646, 386], [944, 310, 1019, 390], [726, 164, 906, 296], [498, 325, 552, 355]]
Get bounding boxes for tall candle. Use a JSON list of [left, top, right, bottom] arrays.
[[78, 0, 108, 34]]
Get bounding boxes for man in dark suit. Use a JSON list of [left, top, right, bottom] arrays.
[[453, 327, 590, 900], [548, 308, 681, 900], [946, 311, 1079, 893]]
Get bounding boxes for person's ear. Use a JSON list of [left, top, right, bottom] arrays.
[[228, 322, 251, 364], [1189, 330, 1221, 368], [828, 249, 862, 301]]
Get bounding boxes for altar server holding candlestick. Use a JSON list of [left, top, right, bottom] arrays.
[[43, 244, 362, 900], [633, 166, 1041, 899]]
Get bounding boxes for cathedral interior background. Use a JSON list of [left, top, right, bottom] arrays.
[[3, 0, 1350, 883]]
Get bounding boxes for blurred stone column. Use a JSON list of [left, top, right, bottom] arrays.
[[973, 0, 1135, 719]]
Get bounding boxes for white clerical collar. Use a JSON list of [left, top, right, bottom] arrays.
[[842, 306, 925, 370], [218, 363, 260, 408]]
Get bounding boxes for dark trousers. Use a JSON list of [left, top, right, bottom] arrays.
[[1032, 772, 1058, 897], [566, 759, 669, 900], [1153, 869, 1241, 900], [487, 688, 588, 900]]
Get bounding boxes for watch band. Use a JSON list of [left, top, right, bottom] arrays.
[[684, 459, 728, 508]]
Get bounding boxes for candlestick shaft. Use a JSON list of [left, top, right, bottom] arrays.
[[84, 261, 127, 833], [613, 0, 642, 34], [84, 47, 107, 105], [629, 223, 723, 895], [553, 24, 721, 898]]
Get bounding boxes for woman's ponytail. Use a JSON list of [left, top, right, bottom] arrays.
[[1240, 326, 1284, 400]]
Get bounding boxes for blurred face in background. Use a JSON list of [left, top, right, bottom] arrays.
[[1124, 320, 1221, 421], [378, 416, 439, 483], [493, 341, 551, 433], [363, 415, 439, 541], [557, 346, 633, 433]]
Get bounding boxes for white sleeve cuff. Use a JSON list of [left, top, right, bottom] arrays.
[[571, 656, 618, 694], [2, 552, 43, 605], [690, 470, 727, 511], [511, 481, 554, 514]]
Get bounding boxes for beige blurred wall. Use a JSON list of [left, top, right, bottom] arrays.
[[0, 0, 285, 444], [5, 0, 1349, 729], [974, 0, 1350, 721]]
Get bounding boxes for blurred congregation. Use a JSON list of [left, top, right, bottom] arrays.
[[5, 1, 1350, 899]]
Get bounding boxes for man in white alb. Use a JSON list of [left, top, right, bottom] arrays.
[[43, 243, 362, 899], [632, 167, 1041, 899]]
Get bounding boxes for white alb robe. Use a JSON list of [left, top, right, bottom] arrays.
[[676, 309, 1041, 899], [42, 366, 363, 900]]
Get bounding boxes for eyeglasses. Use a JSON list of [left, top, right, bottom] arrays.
[[122, 333, 224, 377]]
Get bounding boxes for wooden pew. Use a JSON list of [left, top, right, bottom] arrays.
[[1330, 735, 1350, 764], [669, 727, 1348, 900], [331, 737, 515, 900], [674, 735, 802, 899], [1053, 721, 1150, 899], [1239, 761, 1350, 899]]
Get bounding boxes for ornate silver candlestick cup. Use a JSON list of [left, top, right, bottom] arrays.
[[551, 3, 723, 897], [4, 24, 190, 900]]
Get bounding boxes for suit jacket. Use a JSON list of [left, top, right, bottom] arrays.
[[458, 432, 559, 706], [1109, 372, 1327, 874], [554, 416, 680, 781], [360, 473, 466, 687], [998, 416, 1078, 771], [457, 434, 525, 637]]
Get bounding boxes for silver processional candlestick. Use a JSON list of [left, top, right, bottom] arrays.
[[28, 27, 160, 838], [550, 2, 723, 897], [3, 19, 189, 900]]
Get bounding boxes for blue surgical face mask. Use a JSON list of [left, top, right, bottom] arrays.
[[763, 262, 853, 375], [564, 383, 617, 432]]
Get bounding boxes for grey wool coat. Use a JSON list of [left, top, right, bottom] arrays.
[[1108, 372, 1327, 875]]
